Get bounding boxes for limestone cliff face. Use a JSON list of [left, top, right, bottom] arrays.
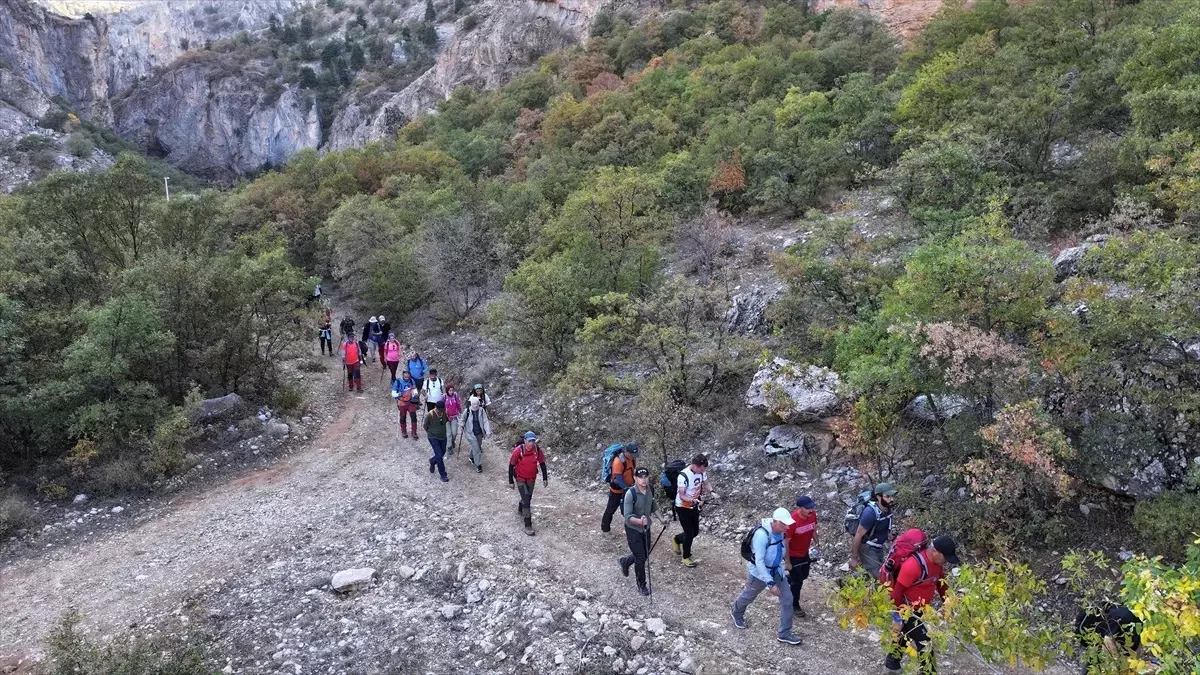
[[112, 58, 320, 180], [809, 0, 949, 37], [328, 0, 608, 150], [0, 0, 109, 121]]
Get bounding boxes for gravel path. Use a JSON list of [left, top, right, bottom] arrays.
[[0, 355, 1049, 674]]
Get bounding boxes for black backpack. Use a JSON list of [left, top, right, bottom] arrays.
[[659, 459, 686, 500], [740, 525, 765, 563]]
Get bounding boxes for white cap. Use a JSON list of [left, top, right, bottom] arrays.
[[369, 316, 377, 322], [771, 507, 795, 526], [378, 315, 385, 321]]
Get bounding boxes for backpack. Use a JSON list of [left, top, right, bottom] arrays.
[[660, 459, 686, 499], [371, 322, 383, 338], [843, 490, 877, 535], [879, 528, 929, 586], [740, 525, 764, 563], [600, 444, 626, 484]]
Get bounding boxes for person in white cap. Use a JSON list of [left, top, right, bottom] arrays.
[[730, 507, 804, 645]]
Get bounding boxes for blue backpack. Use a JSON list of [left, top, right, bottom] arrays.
[[600, 444, 626, 484]]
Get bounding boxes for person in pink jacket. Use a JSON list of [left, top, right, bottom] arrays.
[[443, 385, 463, 456], [382, 334, 403, 384]]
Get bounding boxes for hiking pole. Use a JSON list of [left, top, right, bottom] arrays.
[[648, 521, 671, 555], [341, 363, 346, 392], [644, 527, 653, 605]]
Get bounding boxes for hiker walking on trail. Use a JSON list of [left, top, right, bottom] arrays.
[[443, 385, 462, 457], [340, 335, 364, 392], [424, 401, 450, 482], [339, 315, 355, 340], [601, 442, 639, 533], [730, 508, 804, 646], [671, 454, 711, 568], [786, 495, 820, 617], [392, 371, 421, 439], [509, 431, 548, 536], [383, 334, 402, 383], [850, 482, 897, 581], [318, 313, 334, 356], [617, 467, 656, 596], [422, 368, 444, 411], [461, 388, 491, 472], [407, 352, 428, 391], [1075, 602, 1143, 674], [884, 535, 958, 674], [377, 316, 391, 365], [363, 317, 382, 360]]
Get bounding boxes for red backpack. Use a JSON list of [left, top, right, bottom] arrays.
[[879, 528, 929, 586]]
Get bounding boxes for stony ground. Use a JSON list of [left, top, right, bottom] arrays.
[[0, 332, 1067, 675]]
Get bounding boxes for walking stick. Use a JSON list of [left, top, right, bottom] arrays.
[[644, 527, 653, 605], [341, 363, 345, 392], [648, 520, 671, 555]]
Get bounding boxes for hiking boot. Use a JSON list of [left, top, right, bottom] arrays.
[[601, 526, 611, 533], [429, 462, 435, 474], [681, 557, 698, 568], [476, 465, 483, 473], [619, 556, 632, 578], [730, 607, 747, 630], [637, 584, 650, 597], [777, 633, 803, 646], [671, 539, 682, 556], [793, 605, 807, 618], [440, 475, 450, 483], [402, 432, 409, 439], [413, 434, 419, 440], [524, 524, 535, 536]]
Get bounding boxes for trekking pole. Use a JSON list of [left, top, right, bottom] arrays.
[[341, 363, 346, 392], [648, 521, 671, 555], [645, 527, 653, 605]]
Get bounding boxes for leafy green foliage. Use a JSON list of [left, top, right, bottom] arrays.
[[46, 610, 211, 675]]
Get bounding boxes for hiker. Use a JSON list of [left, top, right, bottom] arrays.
[[310, 283, 322, 306], [601, 442, 640, 533], [1075, 603, 1143, 674], [617, 467, 656, 596], [885, 535, 958, 674], [377, 315, 391, 366], [443, 385, 462, 456], [424, 401, 450, 482], [383, 334, 403, 383], [370, 315, 386, 361], [362, 317, 381, 360], [339, 315, 355, 340], [786, 494, 820, 617], [470, 383, 491, 409], [392, 371, 421, 439], [850, 482, 897, 580], [671, 453, 711, 568], [318, 313, 334, 356], [508, 431, 548, 536], [340, 335, 364, 392], [422, 368, 445, 411], [461, 387, 491, 472], [407, 351, 428, 391], [730, 507, 804, 646]]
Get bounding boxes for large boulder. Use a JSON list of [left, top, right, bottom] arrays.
[[726, 287, 781, 334], [331, 567, 377, 593], [192, 393, 245, 423], [764, 425, 809, 456], [1053, 234, 1109, 282], [904, 394, 969, 422], [746, 358, 842, 423]]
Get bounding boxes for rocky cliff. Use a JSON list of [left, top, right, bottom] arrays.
[[0, 0, 109, 121], [809, 0, 950, 37]]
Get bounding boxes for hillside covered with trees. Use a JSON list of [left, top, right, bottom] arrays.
[[1, 0, 1199, 670]]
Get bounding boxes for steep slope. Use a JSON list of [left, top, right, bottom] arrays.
[[0, 0, 109, 121]]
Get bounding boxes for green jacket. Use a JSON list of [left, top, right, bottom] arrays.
[[424, 410, 448, 440]]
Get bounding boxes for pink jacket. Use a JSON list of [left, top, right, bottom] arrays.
[[384, 340, 402, 363], [444, 394, 462, 418]]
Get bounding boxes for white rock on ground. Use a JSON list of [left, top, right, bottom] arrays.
[[330, 567, 376, 593], [745, 358, 842, 422], [646, 617, 666, 636]]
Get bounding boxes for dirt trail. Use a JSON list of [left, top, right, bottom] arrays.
[[0, 356, 1042, 674]]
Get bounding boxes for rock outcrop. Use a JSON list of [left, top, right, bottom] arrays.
[[746, 358, 843, 423], [808, 0, 949, 37], [113, 59, 320, 180]]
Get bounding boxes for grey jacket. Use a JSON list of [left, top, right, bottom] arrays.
[[622, 485, 656, 533]]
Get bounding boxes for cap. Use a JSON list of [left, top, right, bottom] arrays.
[[473, 383, 483, 390], [436, 400, 445, 409], [771, 507, 795, 526], [523, 431, 537, 441], [932, 535, 960, 565], [369, 316, 377, 322], [634, 467, 649, 477], [624, 441, 639, 455], [378, 315, 385, 321], [795, 494, 816, 510], [874, 482, 897, 497]]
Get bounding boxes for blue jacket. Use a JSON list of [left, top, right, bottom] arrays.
[[747, 519, 785, 584], [392, 377, 418, 401], [406, 357, 427, 379]]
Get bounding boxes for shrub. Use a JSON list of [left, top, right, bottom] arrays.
[[46, 610, 211, 675], [90, 459, 146, 496], [16, 134, 55, 152], [271, 383, 306, 416], [1133, 489, 1200, 560], [0, 494, 41, 538]]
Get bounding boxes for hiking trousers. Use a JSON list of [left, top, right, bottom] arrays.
[[319, 335, 333, 355], [516, 479, 536, 526], [621, 526, 649, 586], [601, 491, 624, 532], [466, 432, 484, 468], [732, 571, 794, 639], [386, 360, 399, 382], [885, 616, 934, 673], [445, 419, 459, 455], [862, 544, 886, 581], [345, 365, 362, 391], [428, 437, 447, 480], [674, 506, 700, 558], [788, 555, 811, 608], [398, 403, 418, 438]]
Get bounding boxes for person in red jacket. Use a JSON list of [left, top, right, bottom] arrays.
[[785, 494, 819, 617], [509, 431, 549, 537], [340, 335, 364, 392], [885, 535, 959, 674]]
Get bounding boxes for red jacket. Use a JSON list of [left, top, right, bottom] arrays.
[[509, 443, 546, 482], [889, 552, 946, 609]]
